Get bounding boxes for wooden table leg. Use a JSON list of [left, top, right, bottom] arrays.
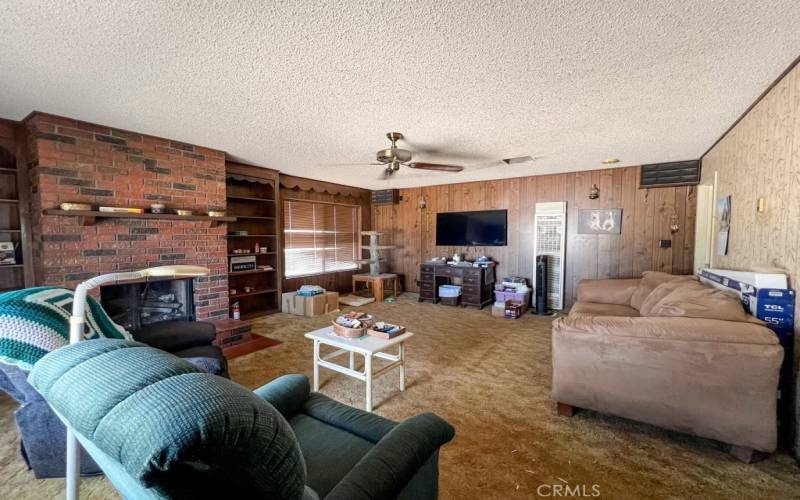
[[394, 277, 398, 298], [375, 279, 384, 302], [352, 276, 357, 293]]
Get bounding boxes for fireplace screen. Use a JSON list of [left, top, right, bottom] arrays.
[[100, 278, 196, 332]]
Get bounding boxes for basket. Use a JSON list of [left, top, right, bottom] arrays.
[[332, 322, 368, 337], [439, 284, 462, 298], [367, 324, 406, 339], [332, 314, 373, 338], [441, 295, 461, 306]]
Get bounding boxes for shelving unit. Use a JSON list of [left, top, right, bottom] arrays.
[[0, 120, 32, 291], [225, 162, 281, 319]]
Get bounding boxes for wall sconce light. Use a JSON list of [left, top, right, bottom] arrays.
[[757, 197, 767, 213], [670, 213, 680, 233], [588, 184, 600, 200], [419, 196, 427, 209]]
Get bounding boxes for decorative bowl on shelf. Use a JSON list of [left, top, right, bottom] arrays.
[[175, 209, 193, 216], [59, 202, 92, 211]]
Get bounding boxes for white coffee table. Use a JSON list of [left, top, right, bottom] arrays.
[[304, 326, 414, 412]]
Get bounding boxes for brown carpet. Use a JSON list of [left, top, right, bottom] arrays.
[[1, 294, 799, 499]]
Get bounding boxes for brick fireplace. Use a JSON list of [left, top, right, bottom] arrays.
[[24, 112, 229, 319]]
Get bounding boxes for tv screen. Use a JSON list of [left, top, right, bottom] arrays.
[[436, 210, 507, 246]]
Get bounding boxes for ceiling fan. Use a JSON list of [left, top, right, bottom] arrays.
[[368, 132, 465, 178]]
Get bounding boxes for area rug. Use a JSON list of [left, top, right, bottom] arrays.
[[2, 294, 799, 499], [338, 294, 375, 306]]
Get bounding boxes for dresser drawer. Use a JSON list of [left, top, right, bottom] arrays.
[[462, 275, 481, 285], [419, 290, 435, 299], [420, 281, 434, 292], [420, 265, 435, 274], [462, 284, 481, 297], [420, 272, 434, 283], [463, 268, 482, 278]]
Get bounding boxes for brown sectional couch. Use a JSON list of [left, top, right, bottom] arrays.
[[552, 272, 784, 460]]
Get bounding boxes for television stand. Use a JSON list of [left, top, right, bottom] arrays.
[[418, 262, 496, 309]]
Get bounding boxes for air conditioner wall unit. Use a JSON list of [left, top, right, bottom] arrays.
[[533, 202, 567, 310]]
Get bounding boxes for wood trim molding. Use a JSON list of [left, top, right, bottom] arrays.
[[279, 174, 370, 199]]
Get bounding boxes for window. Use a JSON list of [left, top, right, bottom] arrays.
[[283, 200, 360, 278]]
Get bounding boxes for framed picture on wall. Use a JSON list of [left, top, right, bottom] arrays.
[[716, 195, 731, 255], [578, 209, 622, 234]]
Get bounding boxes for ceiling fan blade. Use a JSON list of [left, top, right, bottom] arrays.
[[321, 162, 382, 167], [407, 162, 464, 172]]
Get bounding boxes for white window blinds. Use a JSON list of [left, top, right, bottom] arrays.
[[283, 200, 359, 278]]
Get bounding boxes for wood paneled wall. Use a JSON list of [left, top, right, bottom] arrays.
[[279, 175, 372, 294], [703, 62, 800, 285], [372, 166, 695, 305]]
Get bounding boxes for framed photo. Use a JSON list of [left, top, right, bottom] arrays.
[[578, 209, 622, 234]]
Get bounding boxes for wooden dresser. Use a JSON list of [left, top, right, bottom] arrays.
[[418, 262, 496, 309]]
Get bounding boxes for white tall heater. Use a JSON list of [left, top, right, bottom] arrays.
[[65, 265, 209, 500]]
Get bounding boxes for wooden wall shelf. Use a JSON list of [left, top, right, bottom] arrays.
[[43, 209, 236, 227]]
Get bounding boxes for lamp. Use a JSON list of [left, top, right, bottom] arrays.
[[65, 265, 209, 500]]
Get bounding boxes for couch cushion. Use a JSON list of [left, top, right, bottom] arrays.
[[638, 279, 688, 316], [577, 279, 641, 305], [570, 302, 640, 317], [629, 271, 696, 310], [553, 315, 778, 345], [644, 280, 751, 322], [290, 413, 374, 497], [132, 320, 216, 353]]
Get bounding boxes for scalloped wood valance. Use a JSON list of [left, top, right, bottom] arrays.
[[279, 174, 370, 199]]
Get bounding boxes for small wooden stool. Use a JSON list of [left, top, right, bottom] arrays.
[[351, 273, 399, 303]]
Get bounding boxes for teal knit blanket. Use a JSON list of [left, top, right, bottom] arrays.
[[0, 287, 131, 370]]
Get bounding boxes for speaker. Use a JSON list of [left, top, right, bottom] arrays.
[[534, 255, 548, 314]]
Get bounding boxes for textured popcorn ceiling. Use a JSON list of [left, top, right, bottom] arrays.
[[1, 1, 799, 189]]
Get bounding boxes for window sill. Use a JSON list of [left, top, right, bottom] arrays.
[[285, 267, 359, 280]]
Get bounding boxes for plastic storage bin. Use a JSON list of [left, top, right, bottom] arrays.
[[439, 284, 462, 297], [494, 290, 530, 304]]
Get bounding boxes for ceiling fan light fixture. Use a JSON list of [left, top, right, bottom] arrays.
[[602, 157, 620, 164]]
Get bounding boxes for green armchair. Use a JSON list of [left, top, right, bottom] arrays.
[[28, 339, 455, 499]]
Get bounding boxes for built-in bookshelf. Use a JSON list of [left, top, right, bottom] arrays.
[[225, 162, 281, 319], [0, 120, 32, 291]]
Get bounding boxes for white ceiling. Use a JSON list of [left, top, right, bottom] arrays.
[[1, 1, 799, 189]]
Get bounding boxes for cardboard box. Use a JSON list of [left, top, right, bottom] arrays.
[[283, 291, 340, 317], [281, 292, 305, 315]]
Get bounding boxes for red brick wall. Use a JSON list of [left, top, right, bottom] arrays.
[[25, 112, 229, 319]]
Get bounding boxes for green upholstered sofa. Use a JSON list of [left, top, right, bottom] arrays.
[[29, 339, 455, 499]]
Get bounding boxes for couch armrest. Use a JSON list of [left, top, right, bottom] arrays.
[[253, 374, 310, 419], [324, 413, 455, 500], [577, 279, 640, 305]]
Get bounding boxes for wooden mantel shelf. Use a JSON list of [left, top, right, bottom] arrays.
[[43, 209, 236, 227]]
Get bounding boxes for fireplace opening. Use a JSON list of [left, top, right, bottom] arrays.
[[100, 278, 196, 332]]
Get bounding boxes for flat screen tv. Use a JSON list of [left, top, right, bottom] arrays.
[[436, 210, 507, 246]]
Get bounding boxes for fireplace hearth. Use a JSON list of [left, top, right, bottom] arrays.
[[101, 278, 196, 332]]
